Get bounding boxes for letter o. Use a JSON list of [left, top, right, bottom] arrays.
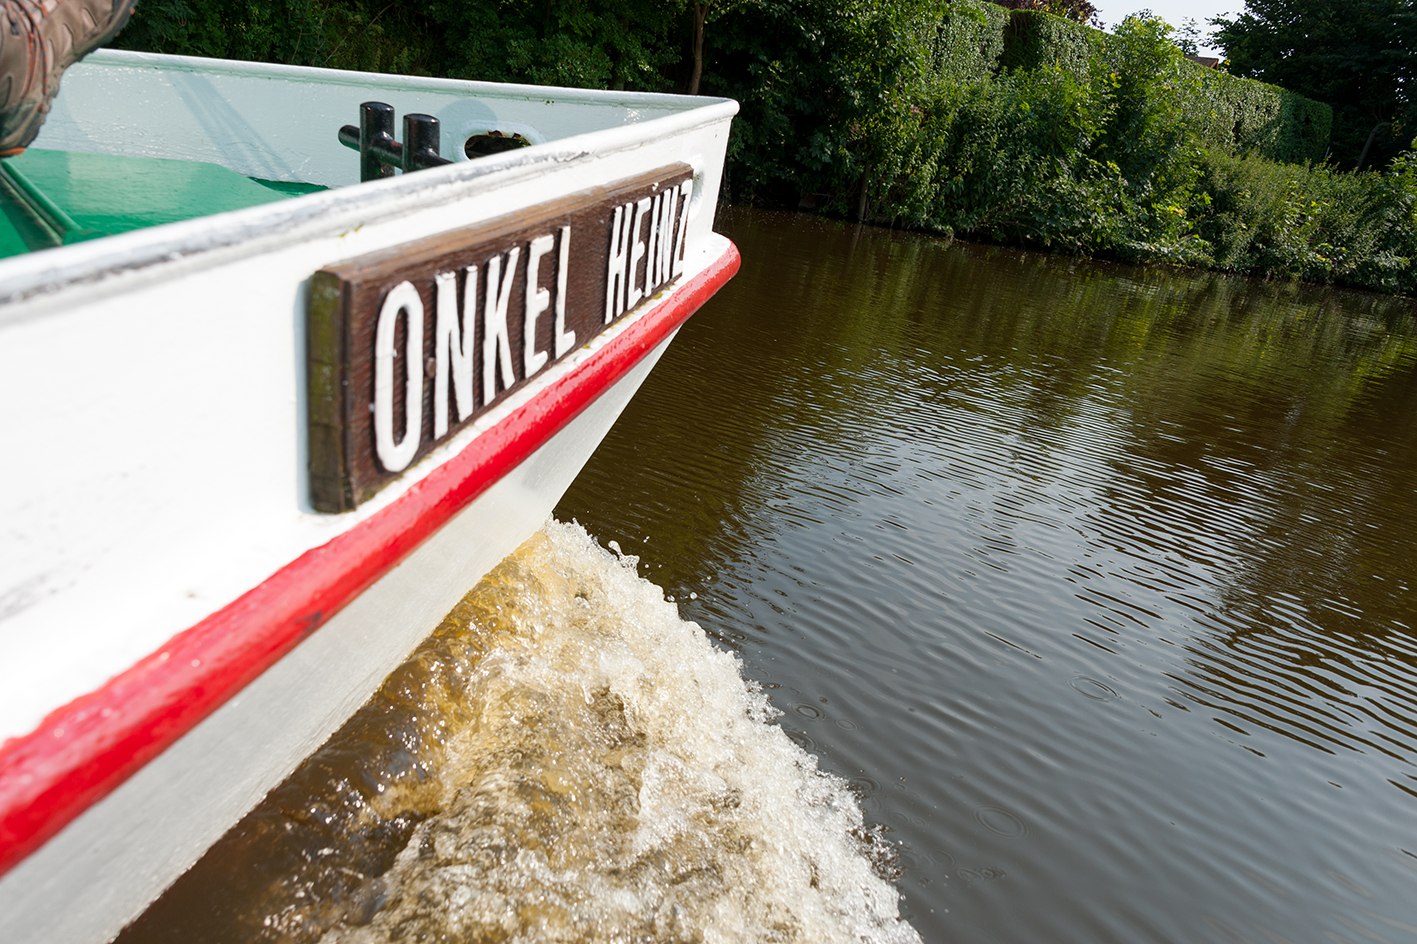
[[373, 280, 424, 473]]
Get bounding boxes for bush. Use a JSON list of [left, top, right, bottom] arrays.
[[1000, 8, 1100, 77], [1197, 151, 1417, 294], [866, 6, 1413, 294], [874, 12, 1210, 264], [1194, 69, 1331, 164], [705, 0, 932, 208], [114, 0, 434, 74], [929, 0, 1009, 87]]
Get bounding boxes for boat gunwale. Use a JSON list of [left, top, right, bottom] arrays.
[[85, 48, 737, 112], [0, 51, 739, 319]]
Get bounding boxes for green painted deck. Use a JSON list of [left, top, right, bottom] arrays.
[[0, 149, 325, 259]]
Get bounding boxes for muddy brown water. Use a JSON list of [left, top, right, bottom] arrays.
[[123, 208, 1417, 943]]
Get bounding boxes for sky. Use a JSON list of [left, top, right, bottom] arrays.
[[1098, 1, 1243, 53]]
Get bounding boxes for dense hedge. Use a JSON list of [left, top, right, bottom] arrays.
[[999, 8, 1328, 164], [1195, 69, 1331, 164], [111, 0, 434, 74], [866, 5, 1414, 295], [874, 15, 1210, 262], [927, 0, 1008, 90], [1001, 8, 1100, 77]]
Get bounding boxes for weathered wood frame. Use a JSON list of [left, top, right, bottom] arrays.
[[307, 164, 694, 512]]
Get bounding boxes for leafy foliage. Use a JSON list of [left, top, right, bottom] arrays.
[[1212, 0, 1417, 168], [108, 0, 1413, 294], [866, 4, 1413, 294], [988, 0, 1098, 27], [701, 0, 932, 208], [418, 0, 685, 91], [876, 13, 1210, 265], [999, 7, 1102, 74], [1193, 68, 1332, 164], [114, 0, 434, 73], [1196, 151, 1417, 294]]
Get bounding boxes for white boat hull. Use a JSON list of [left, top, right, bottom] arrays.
[[0, 50, 738, 942], [0, 333, 673, 944]]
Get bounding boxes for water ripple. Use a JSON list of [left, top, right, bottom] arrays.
[[558, 208, 1417, 943]]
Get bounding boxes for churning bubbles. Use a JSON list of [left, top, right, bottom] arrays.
[[314, 520, 922, 944]]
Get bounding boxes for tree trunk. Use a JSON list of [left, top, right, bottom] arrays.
[[1355, 121, 1389, 171], [851, 168, 870, 223], [688, 4, 707, 95]]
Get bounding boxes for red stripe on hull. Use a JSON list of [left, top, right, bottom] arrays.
[[0, 242, 739, 876]]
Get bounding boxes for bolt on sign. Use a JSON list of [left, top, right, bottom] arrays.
[[307, 165, 695, 513]]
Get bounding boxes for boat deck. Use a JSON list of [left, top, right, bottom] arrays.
[[0, 149, 324, 258]]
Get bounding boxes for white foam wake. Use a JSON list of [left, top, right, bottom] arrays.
[[322, 519, 920, 943]]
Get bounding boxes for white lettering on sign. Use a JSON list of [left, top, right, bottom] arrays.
[[553, 225, 576, 357], [481, 246, 520, 405], [672, 177, 693, 278], [523, 233, 555, 379], [605, 204, 633, 324], [433, 267, 476, 439], [651, 188, 673, 288], [319, 167, 700, 510], [376, 230, 586, 473], [643, 192, 662, 298], [373, 280, 424, 473], [603, 178, 693, 325], [626, 196, 650, 312]]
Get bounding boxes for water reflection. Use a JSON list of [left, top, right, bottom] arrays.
[[560, 208, 1417, 942]]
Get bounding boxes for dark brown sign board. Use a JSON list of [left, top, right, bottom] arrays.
[[307, 164, 695, 512]]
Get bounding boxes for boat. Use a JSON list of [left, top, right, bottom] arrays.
[[0, 49, 738, 942]]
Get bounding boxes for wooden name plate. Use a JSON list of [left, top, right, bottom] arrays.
[[307, 164, 695, 512]]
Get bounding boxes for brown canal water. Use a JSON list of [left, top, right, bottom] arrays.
[[122, 208, 1417, 943]]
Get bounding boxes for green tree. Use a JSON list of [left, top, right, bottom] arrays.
[[1173, 18, 1205, 57], [688, 1, 753, 95], [113, 0, 434, 73], [703, 0, 932, 207], [419, 0, 682, 91], [989, 0, 1099, 26], [1212, 0, 1417, 168]]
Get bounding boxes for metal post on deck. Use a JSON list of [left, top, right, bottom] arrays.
[[357, 102, 396, 183], [402, 114, 446, 175], [339, 102, 452, 182]]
